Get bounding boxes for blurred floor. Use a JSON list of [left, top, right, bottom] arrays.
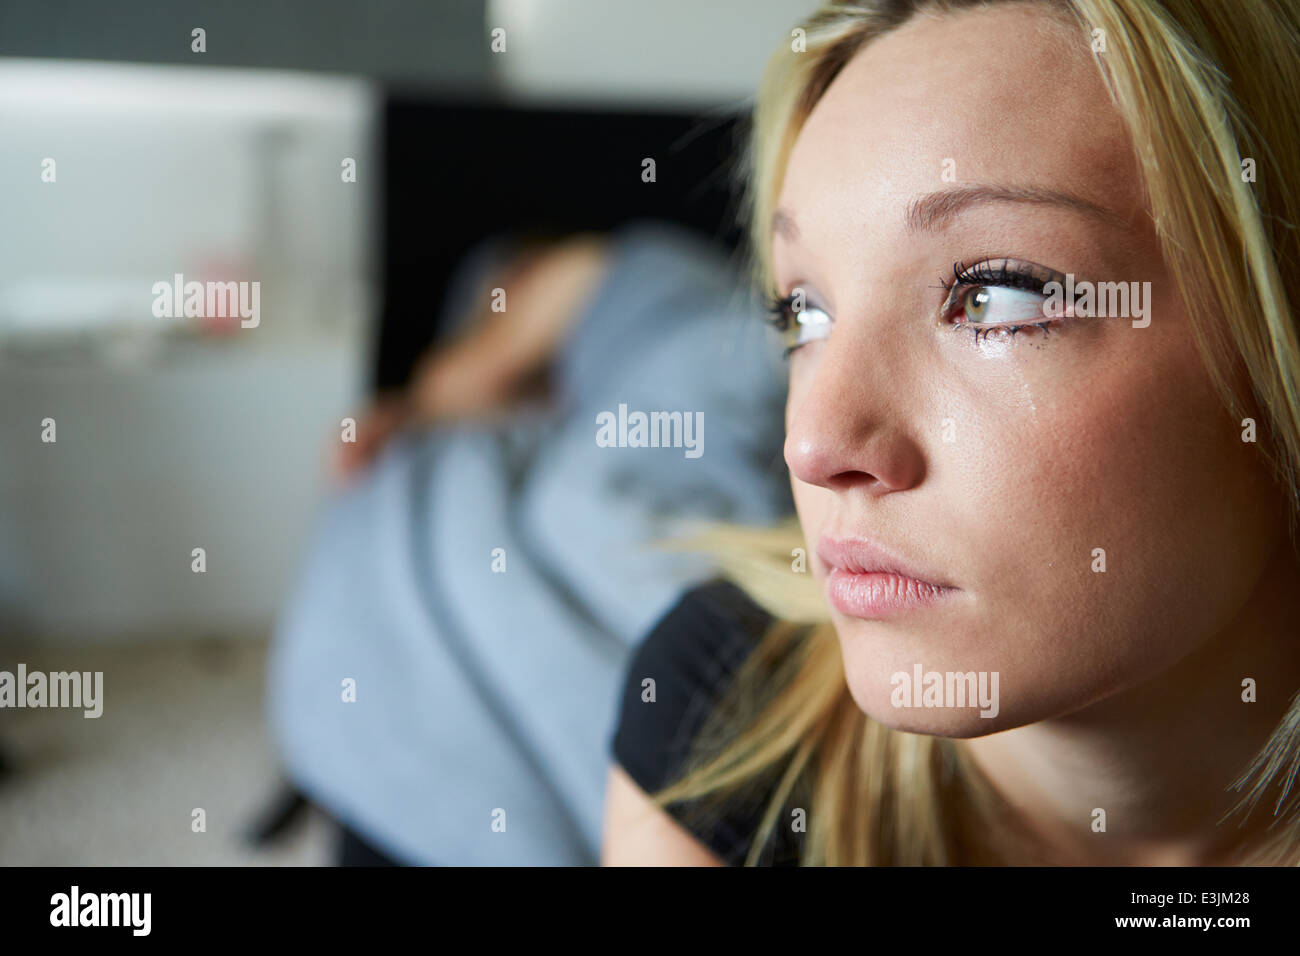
[[0, 636, 331, 865]]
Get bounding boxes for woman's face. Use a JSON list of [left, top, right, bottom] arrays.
[[774, 3, 1283, 735]]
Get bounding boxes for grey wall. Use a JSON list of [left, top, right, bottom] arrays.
[[0, 60, 377, 645], [0, 0, 492, 90]]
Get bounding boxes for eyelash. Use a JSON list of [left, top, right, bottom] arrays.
[[765, 258, 1070, 355]]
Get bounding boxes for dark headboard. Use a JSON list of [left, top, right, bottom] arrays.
[[376, 96, 747, 389]]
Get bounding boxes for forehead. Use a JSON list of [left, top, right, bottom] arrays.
[[776, 3, 1143, 248]]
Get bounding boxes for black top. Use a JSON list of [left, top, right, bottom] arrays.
[[611, 580, 805, 866]]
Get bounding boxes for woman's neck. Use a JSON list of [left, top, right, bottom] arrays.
[[959, 542, 1300, 866]]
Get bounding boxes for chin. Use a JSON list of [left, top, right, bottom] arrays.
[[855, 698, 1026, 738], [835, 632, 1041, 738]]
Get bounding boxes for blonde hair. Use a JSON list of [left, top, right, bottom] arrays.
[[652, 0, 1300, 865]]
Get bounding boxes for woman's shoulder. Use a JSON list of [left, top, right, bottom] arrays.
[[610, 579, 802, 865], [611, 580, 767, 778], [624, 578, 772, 701]]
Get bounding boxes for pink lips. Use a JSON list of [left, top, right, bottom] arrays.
[[817, 536, 956, 619]]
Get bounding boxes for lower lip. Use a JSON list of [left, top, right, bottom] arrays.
[[824, 568, 953, 619]]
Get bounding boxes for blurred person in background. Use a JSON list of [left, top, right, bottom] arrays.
[[267, 219, 792, 864]]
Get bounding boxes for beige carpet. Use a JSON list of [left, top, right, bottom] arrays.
[[0, 636, 331, 865]]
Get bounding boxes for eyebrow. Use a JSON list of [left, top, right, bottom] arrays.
[[905, 184, 1126, 232], [772, 183, 1126, 241]]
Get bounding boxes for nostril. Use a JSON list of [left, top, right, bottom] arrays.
[[823, 468, 884, 494]]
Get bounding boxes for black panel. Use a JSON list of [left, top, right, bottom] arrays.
[[377, 96, 747, 389]]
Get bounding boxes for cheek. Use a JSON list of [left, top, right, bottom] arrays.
[[944, 319, 1278, 675]]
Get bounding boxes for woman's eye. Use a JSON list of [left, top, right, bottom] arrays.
[[956, 285, 1048, 327], [788, 306, 831, 350], [768, 298, 831, 356]]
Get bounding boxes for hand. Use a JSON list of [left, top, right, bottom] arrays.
[[329, 233, 611, 482], [330, 390, 414, 484], [409, 234, 610, 420]]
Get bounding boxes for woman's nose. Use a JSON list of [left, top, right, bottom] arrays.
[[783, 344, 926, 496]]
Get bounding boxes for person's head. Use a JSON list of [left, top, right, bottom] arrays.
[[653, 0, 1300, 865], [751, 0, 1300, 736]]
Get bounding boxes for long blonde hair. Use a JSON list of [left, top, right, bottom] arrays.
[[653, 0, 1300, 866]]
